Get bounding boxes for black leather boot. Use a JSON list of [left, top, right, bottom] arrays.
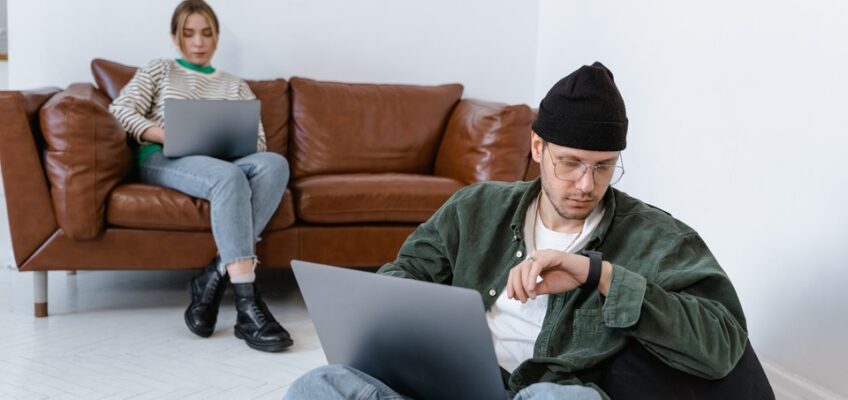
[[184, 259, 228, 338], [233, 283, 293, 352]]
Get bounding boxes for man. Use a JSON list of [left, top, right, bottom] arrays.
[[286, 62, 763, 399]]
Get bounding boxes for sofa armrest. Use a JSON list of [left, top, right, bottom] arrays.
[[39, 83, 133, 240], [0, 89, 61, 267], [434, 99, 535, 184]]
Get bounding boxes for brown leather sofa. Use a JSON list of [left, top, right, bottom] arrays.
[[0, 59, 539, 317]]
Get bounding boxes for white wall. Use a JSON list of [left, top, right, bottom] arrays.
[[0, 62, 7, 90], [7, 0, 539, 104], [1, 0, 7, 90], [1, 0, 10, 268], [537, 0, 848, 397], [0, 0, 7, 55], [6, 0, 848, 396]]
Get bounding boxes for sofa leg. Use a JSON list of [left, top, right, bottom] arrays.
[[34, 271, 48, 317]]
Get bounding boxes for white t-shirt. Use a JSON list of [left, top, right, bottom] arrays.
[[485, 196, 605, 372]]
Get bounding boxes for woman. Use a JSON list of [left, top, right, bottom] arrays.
[[109, 0, 292, 352]]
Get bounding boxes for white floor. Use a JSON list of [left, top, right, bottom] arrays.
[[0, 267, 328, 400]]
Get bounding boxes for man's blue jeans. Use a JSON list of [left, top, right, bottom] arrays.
[[283, 365, 602, 400], [139, 151, 289, 272]]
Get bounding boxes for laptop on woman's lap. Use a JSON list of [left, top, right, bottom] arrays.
[[163, 99, 259, 159]]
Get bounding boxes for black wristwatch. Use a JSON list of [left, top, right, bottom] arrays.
[[580, 250, 603, 291]]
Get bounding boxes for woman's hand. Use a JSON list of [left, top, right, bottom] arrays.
[[506, 249, 612, 302], [141, 126, 165, 144]]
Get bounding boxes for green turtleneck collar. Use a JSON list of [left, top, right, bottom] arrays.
[[176, 58, 216, 74]]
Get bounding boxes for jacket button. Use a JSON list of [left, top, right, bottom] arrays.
[[515, 250, 523, 258], [489, 289, 497, 297]]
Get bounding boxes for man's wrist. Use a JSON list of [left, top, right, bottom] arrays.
[[579, 250, 603, 290], [598, 261, 613, 296]]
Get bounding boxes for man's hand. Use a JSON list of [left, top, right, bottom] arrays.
[[506, 249, 613, 302], [141, 126, 165, 144]]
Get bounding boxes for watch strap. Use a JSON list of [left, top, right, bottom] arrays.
[[580, 249, 603, 291]]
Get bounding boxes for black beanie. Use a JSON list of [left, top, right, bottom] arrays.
[[532, 62, 628, 151]]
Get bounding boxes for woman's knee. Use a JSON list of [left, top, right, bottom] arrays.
[[253, 152, 290, 182], [212, 163, 250, 193]]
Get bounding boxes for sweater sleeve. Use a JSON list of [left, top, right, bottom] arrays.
[[239, 81, 267, 152], [109, 59, 166, 144]]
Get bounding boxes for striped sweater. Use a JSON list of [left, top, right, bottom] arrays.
[[109, 58, 267, 162]]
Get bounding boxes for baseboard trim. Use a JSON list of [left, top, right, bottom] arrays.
[[763, 360, 845, 400]]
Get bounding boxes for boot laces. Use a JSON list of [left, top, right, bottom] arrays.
[[201, 274, 221, 303], [250, 293, 275, 325]]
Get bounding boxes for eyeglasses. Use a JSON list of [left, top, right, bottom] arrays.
[[545, 144, 625, 185]]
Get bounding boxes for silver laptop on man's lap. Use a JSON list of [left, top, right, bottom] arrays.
[[292, 260, 507, 400]]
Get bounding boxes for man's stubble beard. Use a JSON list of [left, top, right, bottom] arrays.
[[540, 178, 595, 222]]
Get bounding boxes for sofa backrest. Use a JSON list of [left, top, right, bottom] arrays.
[[91, 58, 136, 101], [90, 58, 291, 155], [289, 77, 463, 179], [89, 59, 535, 182], [434, 99, 535, 184]]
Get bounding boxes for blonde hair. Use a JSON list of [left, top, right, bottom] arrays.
[[171, 0, 219, 53]]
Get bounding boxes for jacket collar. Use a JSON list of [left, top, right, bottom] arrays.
[[508, 178, 618, 250], [587, 188, 616, 250], [509, 179, 542, 242]]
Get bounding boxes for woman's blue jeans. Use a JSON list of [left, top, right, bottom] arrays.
[[139, 151, 289, 273]]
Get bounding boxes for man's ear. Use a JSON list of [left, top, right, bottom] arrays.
[[531, 131, 544, 163]]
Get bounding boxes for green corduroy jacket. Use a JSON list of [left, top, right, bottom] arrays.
[[377, 179, 747, 395]]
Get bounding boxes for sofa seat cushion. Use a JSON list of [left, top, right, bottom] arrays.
[[293, 174, 465, 224], [106, 183, 295, 232]]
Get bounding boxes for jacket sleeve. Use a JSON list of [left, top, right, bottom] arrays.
[[238, 81, 267, 152], [377, 200, 456, 284], [108, 59, 164, 144], [601, 233, 748, 379]]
